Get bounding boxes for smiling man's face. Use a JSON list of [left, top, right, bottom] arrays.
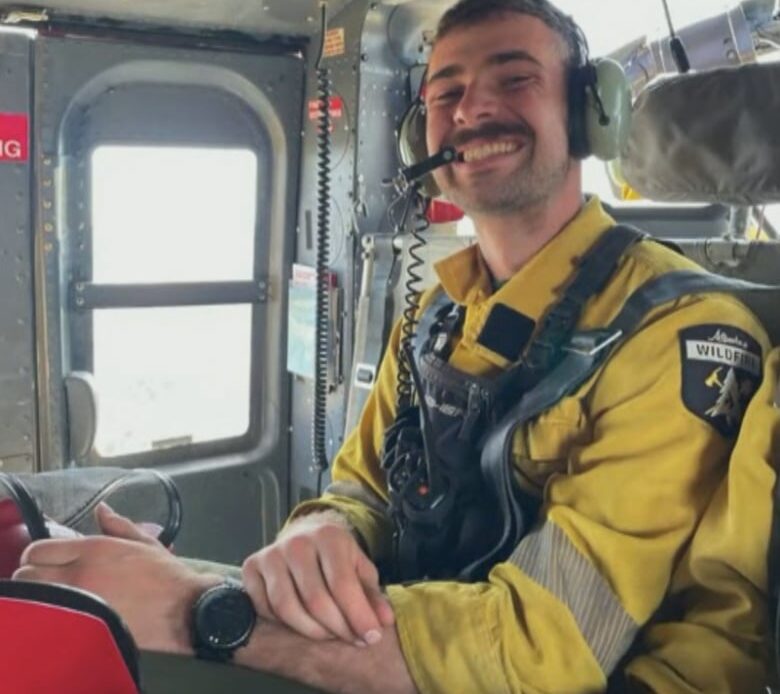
[[425, 12, 575, 215]]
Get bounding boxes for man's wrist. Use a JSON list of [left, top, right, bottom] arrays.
[[172, 572, 223, 656], [190, 579, 257, 662], [281, 508, 373, 555], [280, 508, 354, 536]]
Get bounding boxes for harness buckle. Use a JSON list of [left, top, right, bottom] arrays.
[[562, 329, 623, 357]]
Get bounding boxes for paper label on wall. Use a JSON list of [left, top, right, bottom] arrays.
[[324, 28, 346, 58]]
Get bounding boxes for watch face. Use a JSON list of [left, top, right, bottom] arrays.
[[195, 585, 256, 651]]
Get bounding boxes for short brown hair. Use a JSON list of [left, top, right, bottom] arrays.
[[435, 0, 586, 69]]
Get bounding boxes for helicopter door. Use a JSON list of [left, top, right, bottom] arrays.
[[30, 30, 303, 563]]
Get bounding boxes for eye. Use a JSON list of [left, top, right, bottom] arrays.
[[502, 75, 531, 89], [431, 87, 462, 105]]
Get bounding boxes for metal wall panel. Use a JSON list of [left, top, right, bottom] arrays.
[[0, 32, 36, 474], [288, 0, 371, 504], [287, 1, 449, 505]]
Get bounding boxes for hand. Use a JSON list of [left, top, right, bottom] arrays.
[[13, 504, 219, 654], [242, 512, 395, 647]]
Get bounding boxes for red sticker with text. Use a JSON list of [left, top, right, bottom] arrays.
[[307, 96, 344, 122], [0, 113, 29, 163]]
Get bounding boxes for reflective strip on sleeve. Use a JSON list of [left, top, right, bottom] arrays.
[[324, 481, 389, 514], [509, 522, 639, 674]]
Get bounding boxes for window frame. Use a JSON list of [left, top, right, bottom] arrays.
[[60, 66, 281, 467]]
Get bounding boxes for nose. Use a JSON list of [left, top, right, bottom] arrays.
[[454, 80, 499, 126]]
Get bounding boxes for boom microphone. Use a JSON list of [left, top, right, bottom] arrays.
[[396, 146, 461, 191]]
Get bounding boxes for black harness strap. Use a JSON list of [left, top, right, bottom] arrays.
[[526, 225, 647, 372], [465, 269, 779, 579], [413, 224, 646, 374], [390, 225, 648, 581], [413, 290, 454, 365]]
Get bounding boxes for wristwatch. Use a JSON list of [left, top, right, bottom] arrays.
[[191, 581, 256, 662]]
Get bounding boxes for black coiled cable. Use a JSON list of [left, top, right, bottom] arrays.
[[396, 191, 429, 411], [313, 2, 332, 493]]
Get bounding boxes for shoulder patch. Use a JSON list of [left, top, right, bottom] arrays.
[[679, 325, 763, 438]]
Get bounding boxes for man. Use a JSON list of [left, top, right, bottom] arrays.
[[15, 1, 772, 692]]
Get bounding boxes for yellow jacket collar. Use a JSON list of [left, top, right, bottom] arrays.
[[435, 197, 615, 309], [433, 198, 617, 365]]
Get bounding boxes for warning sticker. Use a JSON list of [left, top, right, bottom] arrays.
[[0, 113, 29, 163], [323, 28, 346, 58], [307, 96, 344, 122]]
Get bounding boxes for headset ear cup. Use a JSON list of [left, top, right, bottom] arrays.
[[397, 100, 442, 198], [584, 58, 632, 161]]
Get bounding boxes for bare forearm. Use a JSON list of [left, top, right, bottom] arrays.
[[234, 621, 418, 694]]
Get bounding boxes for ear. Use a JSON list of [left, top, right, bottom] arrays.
[[585, 58, 632, 162], [397, 100, 442, 198]]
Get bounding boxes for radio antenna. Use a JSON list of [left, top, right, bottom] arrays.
[[660, 0, 691, 73]]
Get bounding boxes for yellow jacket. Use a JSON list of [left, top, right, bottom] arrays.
[[292, 198, 772, 693]]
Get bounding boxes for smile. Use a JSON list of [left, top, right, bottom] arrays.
[[461, 140, 521, 164]]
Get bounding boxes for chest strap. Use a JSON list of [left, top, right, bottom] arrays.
[[462, 269, 777, 578], [525, 224, 647, 373], [413, 224, 647, 371]]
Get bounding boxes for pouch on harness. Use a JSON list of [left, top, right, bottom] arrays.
[[381, 224, 779, 583]]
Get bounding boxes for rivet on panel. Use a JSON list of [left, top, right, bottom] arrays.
[[44, 223, 54, 233]]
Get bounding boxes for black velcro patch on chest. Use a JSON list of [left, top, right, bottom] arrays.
[[679, 324, 763, 438], [477, 303, 536, 362]]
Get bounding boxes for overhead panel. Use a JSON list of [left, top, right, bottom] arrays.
[[0, 0, 353, 37]]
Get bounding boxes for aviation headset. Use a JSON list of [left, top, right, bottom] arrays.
[[397, 23, 632, 198]]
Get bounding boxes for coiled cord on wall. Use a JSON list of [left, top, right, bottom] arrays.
[[313, 1, 332, 494]]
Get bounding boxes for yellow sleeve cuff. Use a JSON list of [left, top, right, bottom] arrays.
[[386, 581, 509, 694], [287, 495, 393, 562], [385, 565, 605, 694]]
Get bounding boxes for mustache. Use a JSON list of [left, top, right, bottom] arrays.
[[449, 121, 533, 149]]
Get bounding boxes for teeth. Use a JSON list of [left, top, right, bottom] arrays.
[[462, 141, 519, 163]]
